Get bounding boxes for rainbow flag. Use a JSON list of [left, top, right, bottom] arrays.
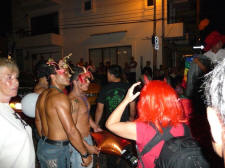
[[182, 56, 193, 88]]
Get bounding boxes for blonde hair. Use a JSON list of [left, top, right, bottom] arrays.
[[0, 58, 19, 74]]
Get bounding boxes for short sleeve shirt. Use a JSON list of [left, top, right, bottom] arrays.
[[97, 82, 130, 129]]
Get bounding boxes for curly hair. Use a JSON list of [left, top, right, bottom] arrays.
[[136, 80, 184, 133]]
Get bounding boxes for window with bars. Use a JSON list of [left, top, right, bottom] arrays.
[[89, 46, 132, 69], [147, 0, 154, 6]]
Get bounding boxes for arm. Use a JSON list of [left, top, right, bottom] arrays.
[[95, 103, 104, 126], [193, 58, 207, 73], [56, 95, 91, 166], [35, 100, 42, 137], [129, 101, 136, 121], [83, 139, 100, 155], [105, 82, 141, 140], [89, 117, 102, 132]]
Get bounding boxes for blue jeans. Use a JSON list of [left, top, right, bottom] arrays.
[[37, 138, 70, 168], [69, 135, 93, 168]]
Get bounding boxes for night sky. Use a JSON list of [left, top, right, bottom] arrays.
[[200, 0, 225, 39], [0, 0, 11, 37]]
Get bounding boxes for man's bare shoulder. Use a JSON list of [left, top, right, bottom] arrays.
[[37, 89, 48, 104], [34, 86, 46, 94], [38, 89, 70, 105], [50, 91, 70, 105]]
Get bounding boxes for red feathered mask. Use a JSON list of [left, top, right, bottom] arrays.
[[46, 53, 74, 75], [77, 65, 94, 84]]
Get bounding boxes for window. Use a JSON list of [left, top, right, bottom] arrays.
[[31, 12, 59, 36], [89, 46, 132, 69], [147, 0, 154, 6], [84, 0, 92, 11], [167, 0, 190, 24]]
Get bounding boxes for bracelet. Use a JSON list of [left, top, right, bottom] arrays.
[[80, 152, 90, 158]]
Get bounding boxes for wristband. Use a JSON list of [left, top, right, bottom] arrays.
[[80, 152, 90, 158]]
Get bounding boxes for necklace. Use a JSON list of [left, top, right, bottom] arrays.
[[50, 85, 64, 94]]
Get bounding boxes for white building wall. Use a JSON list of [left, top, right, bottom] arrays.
[[62, 0, 183, 79]]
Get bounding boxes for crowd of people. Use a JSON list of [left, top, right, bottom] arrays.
[[0, 30, 225, 168]]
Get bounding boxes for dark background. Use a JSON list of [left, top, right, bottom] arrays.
[[200, 0, 225, 40], [0, 0, 12, 37]]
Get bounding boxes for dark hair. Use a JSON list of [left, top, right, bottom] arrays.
[[204, 58, 225, 123], [70, 66, 84, 82], [36, 63, 52, 79], [43, 64, 56, 85], [108, 64, 122, 79]]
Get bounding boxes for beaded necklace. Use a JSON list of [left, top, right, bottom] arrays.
[[49, 85, 64, 94]]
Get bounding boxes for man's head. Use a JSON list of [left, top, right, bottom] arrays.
[[70, 66, 91, 92], [46, 56, 72, 87], [37, 63, 50, 79], [204, 31, 225, 53], [107, 65, 122, 82], [0, 58, 19, 101], [204, 58, 225, 158], [36, 63, 49, 85], [146, 61, 151, 66]]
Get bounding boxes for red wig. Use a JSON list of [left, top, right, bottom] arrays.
[[136, 80, 184, 133]]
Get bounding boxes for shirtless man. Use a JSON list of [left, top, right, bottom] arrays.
[[34, 63, 49, 94], [69, 66, 101, 168], [35, 58, 91, 168]]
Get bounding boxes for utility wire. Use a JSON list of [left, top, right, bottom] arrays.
[[61, 18, 166, 29], [61, 12, 163, 26], [62, 8, 163, 23]]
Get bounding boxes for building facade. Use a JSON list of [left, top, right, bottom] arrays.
[[12, 0, 186, 78]]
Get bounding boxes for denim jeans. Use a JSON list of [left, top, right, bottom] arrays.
[[37, 138, 70, 168], [69, 135, 93, 168]]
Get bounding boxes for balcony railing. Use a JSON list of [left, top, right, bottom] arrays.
[[16, 33, 63, 48]]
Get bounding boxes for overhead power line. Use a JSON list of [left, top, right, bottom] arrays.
[[61, 18, 166, 29]]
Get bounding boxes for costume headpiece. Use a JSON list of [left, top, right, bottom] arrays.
[[46, 53, 74, 74], [77, 65, 94, 83], [204, 31, 225, 51]]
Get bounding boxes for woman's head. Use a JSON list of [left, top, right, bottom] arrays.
[[136, 80, 184, 132], [0, 58, 18, 74]]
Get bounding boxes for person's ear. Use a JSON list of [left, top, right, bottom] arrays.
[[207, 107, 223, 145]]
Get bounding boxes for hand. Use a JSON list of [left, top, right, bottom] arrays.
[[93, 126, 103, 132], [81, 155, 92, 167], [193, 58, 199, 63], [124, 82, 141, 103], [86, 144, 100, 155]]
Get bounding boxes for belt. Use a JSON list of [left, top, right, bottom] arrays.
[[41, 136, 69, 146]]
